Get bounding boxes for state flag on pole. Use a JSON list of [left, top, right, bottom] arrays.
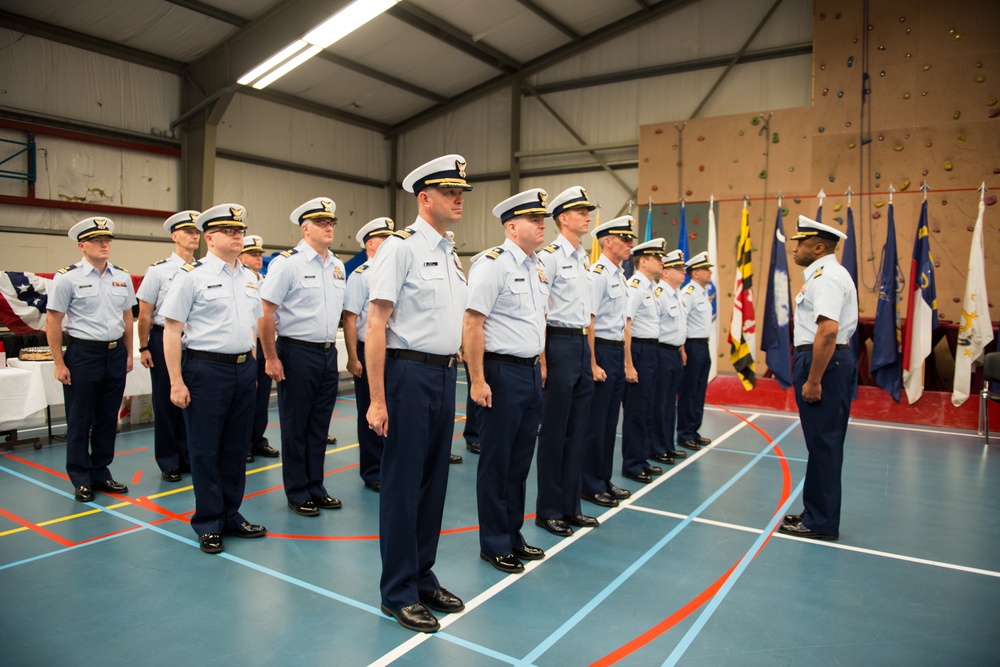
[[871, 203, 903, 402], [678, 202, 690, 287], [952, 198, 994, 406], [761, 206, 793, 388], [707, 196, 720, 382], [901, 200, 938, 403], [841, 204, 861, 400], [728, 204, 756, 390]]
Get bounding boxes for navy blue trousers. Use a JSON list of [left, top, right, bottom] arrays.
[[148, 327, 188, 471], [355, 341, 382, 485], [537, 334, 594, 520], [379, 357, 456, 609], [793, 348, 856, 536], [182, 355, 256, 536], [621, 341, 658, 475], [463, 362, 481, 445], [581, 343, 625, 496], [677, 339, 710, 442], [275, 340, 338, 504], [477, 358, 542, 557], [250, 337, 273, 453], [62, 341, 126, 489], [654, 346, 684, 454]]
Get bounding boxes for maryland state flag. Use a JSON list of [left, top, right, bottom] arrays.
[[728, 205, 756, 390]]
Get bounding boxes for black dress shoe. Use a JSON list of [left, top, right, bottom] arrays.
[[623, 470, 652, 484], [365, 480, 381, 492], [161, 469, 181, 483], [643, 465, 663, 476], [93, 479, 128, 494], [679, 440, 702, 451], [783, 513, 802, 525], [199, 533, 224, 554], [778, 520, 838, 541], [314, 495, 342, 509], [696, 436, 712, 445], [564, 514, 599, 528], [535, 517, 573, 537], [651, 452, 675, 465], [668, 449, 687, 459], [513, 544, 545, 560], [252, 444, 280, 458], [327, 435, 338, 444], [381, 603, 439, 633], [223, 521, 267, 538], [466, 441, 481, 454], [582, 492, 618, 508], [245, 451, 255, 463], [608, 484, 631, 500], [74, 485, 94, 502], [288, 500, 320, 517], [419, 587, 465, 613], [450, 453, 463, 464], [481, 552, 524, 574]]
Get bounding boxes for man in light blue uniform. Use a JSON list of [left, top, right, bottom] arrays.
[[259, 197, 347, 517], [780, 216, 858, 541], [677, 251, 715, 451], [344, 216, 394, 492], [160, 203, 267, 555], [366, 155, 469, 633], [581, 216, 635, 508], [137, 210, 200, 482], [653, 249, 688, 465], [536, 186, 597, 537], [465, 188, 550, 575], [46, 217, 136, 502], [621, 238, 666, 485]]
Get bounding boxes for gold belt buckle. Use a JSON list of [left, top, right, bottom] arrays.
[[580, 327, 588, 335], [237, 354, 247, 363], [108, 341, 118, 349], [324, 342, 332, 349], [447, 356, 454, 368]]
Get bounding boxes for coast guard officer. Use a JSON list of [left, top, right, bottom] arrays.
[[780, 216, 857, 541], [580, 216, 635, 508], [536, 185, 597, 537], [366, 154, 469, 633], [677, 251, 715, 451], [620, 238, 665, 485], [260, 197, 346, 517], [344, 216, 394, 492], [46, 217, 136, 502], [464, 188, 549, 575], [160, 203, 267, 554], [653, 249, 688, 464], [136, 210, 199, 482], [238, 235, 281, 463], [461, 248, 492, 457]]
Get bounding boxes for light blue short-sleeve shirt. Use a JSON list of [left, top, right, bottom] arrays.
[[49, 259, 136, 340]]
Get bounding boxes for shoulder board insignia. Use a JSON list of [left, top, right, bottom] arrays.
[[152, 258, 169, 266], [654, 286, 663, 296], [592, 263, 604, 274], [279, 248, 299, 258], [354, 264, 368, 274], [57, 264, 78, 274], [684, 284, 695, 294], [814, 266, 825, 278], [393, 227, 416, 239], [540, 243, 558, 254], [629, 278, 640, 288], [110, 263, 128, 274], [180, 260, 203, 273], [486, 246, 505, 260]]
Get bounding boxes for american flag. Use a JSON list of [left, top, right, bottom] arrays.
[[0, 271, 52, 334]]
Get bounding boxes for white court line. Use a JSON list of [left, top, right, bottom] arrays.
[[366, 417, 760, 666], [628, 505, 1000, 579]]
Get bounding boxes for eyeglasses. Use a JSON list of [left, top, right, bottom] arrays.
[[210, 227, 247, 237], [308, 219, 337, 229]]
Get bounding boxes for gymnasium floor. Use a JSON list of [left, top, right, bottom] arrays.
[[2, 371, 999, 666]]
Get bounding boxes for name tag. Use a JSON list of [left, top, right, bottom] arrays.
[[423, 261, 439, 267], [74, 283, 97, 298]]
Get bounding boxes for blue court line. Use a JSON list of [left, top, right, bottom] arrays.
[[663, 476, 806, 666], [712, 446, 808, 463], [517, 419, 801, 666]]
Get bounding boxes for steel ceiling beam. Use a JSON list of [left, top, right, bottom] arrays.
[[316, 51, 447, 103], [511, 0, 578, 40], [161, 0, 249, 28], [243, 88, 390, 134]]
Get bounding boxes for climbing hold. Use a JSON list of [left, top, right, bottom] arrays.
[[921, 64, 931, 72], [834, 216, 844, 224], [821, 62, 827, 70], [986, 195, 998, 206], [772, 132, 779, 143], [990, 109, 1000, 118], [875, 172, 881, 179], [874, 201, 886, 208], [651, 185, 659, 191], [899, 16, 905, 22], [793, 199, 802, 204], [822, 88, 829, 96], [728, 184, 734, 189], [958, 133, 967, 142], [654, 128, 663, 134], [692, 218, 700, 225], [697, 136, 705, 142], [922, 169, 929, 176], [829, 176, 835, 182], [819, 127, 825, 133], [833, 204, 843, 212], [738, 130, 744, 136], [861, 138, 872, 145], [921, 91, 928, 96], [676, 161, 683, 167], [900, 180, 911, 190], [925, 141, 933, 147], [845, 121, 852, 128], [643, 157, 649, 163], [688, 233, 697, 240], [942, 200, 948, 206], [878, 45, 885, 51], [838, 91, 844, 98], [988, 97, 998, 106], [880, 70, 886, 77], [685, 190, 693, 196], [751, 116, 759, 125], [894, 145, 904, 151], [847, 56, 854, 67], [848, 141, 857, 149], [873, 211, 881, 219], [671, 219, 678, 226], [698, 165, 705, 172], [781, 207, 789, 217], [878, 135, 885, 141], [836, 12, 841, 19], [819, 12, 825, 20], [953, 111, 961, 120], [903, 93, 911, 100], [904, 133, 910, 139], [788, 167, 795, 172], [944, 161, 953, 171], [759, 170, 767, 179]]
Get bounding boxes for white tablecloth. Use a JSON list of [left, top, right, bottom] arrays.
[[0, 367, 48, 429], [8, 354, 151, 406]]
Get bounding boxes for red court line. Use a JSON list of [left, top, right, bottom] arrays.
[[0, 506, 76, 548], [1, 452, 70, 480], [131, 471, 143, 485], [76, 524, 144, 544], [589, 409, 795, 666], [116, 447, 149, 455]]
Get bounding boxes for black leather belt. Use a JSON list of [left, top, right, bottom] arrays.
[[188, 349, 252, 364], [387, 348, 455, 368], [68, 335, 123, 350], [151, 324, 164, 331], [795, 344, 850, 352], [547, 326, 588, 337], [278, 336, 335, 350], [687, 337, 708, 343], [658, 343, 680, 350], [484, 352, 539, 366], [632, 337, 658, 346], [595, 337, 625, 348]]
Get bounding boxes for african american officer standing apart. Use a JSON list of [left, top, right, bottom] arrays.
[[136, 210, 199, 482], [535, 186, 598, 537], [779, 216, 857, 541], [580, 216, 636, 509], [47, 217, 136, 502], [465, 188, 550, 575], [161, 203, 267, 554], [344, 216, 394, 493], [366, 155, 469, 633], [259, 197, 346, 518]]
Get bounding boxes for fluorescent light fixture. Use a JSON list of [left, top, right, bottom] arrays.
[[237, 0, 399, 89]]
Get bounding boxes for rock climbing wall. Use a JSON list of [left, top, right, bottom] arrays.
[[639, 0, 1000, 377]]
